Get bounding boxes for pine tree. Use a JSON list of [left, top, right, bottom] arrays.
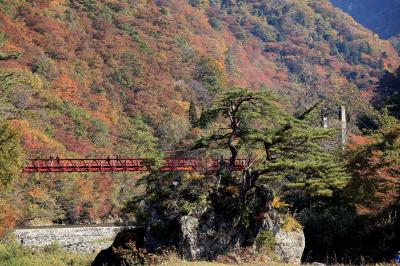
[[195, 87, 350, 201], [188, 100, 198, 127]]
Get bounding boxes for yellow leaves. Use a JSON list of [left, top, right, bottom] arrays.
[[182, 172, 204, 181], [0, 68, 43, 92], [281, 214, 302, 233], [9, 119, 65, 154], [271, 196, 290, 209], [174, 100, 190, 111]]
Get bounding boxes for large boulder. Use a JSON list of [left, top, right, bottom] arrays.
[[262, 211, 305, 264]]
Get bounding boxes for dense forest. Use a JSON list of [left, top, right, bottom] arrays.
[[0, 0, 399, 264], [331, 0, 400, 39]]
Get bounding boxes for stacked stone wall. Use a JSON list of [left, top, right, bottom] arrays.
[[14, 226, 128, 253]]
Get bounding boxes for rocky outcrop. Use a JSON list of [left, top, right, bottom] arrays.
[[261, 211, 305, 264], [178, 210, 305, 264], [94, 185, 305, 264]]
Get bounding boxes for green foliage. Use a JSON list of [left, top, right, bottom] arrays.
[[87, 118, 110, 147], [0, 122, 22, 188], [196, 88, 350, 200], [0, 51, 21, 61], [193, 56, 225, 94], [109, 70, 135, 88], [62, 103, 89, 138], [115, 116, 161, 161], [29, 56, 59, 81], [255, 230, 276, 253], [224, 48, 236, 75], [189, 101, 198, 127], [0, 1, 19, 17]]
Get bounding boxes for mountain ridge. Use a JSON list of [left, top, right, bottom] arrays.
[[331, 0, 400, 39]]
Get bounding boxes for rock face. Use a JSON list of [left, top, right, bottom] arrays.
[[179, 215, 201, 259], [14, 226, 128, 253], [274, 230, 305, 264], [261, 211, 305, 264], [178, 210, 305, 264], [177, 205, 251, 261]]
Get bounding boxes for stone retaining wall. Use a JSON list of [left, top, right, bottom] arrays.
[[14, 226, 127, 254]]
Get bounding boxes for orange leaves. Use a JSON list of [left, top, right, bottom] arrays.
[[28, 188, 43, 199], [271, 196, 291, 209], [9, 119, 65, 155], [347, 134, 374, 150], [0, 200, 17, 237], [52, 74, 80, 104]]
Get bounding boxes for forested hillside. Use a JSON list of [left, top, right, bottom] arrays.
[[0, 0, 398, 227], [331, 0, 400, 39]]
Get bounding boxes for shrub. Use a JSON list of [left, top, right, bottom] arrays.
[[255, 230, 276, 256]]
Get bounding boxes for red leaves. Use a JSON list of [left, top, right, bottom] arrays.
[[347, 129, 400, 216]]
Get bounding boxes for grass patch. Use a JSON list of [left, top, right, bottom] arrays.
[[89, 236, 114, 244], [281, 214, 302, 233], [0, 242, 94, 266]]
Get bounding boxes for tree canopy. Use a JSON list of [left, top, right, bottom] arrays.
[[195, 87, 349, 201]]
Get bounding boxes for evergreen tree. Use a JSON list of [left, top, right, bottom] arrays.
[[188, 100, 198, 127], [224, 48, 236, 75], [196, 87, 350, 202], [0, 122, 22, 188]]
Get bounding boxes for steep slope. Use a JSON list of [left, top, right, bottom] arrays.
[[0, 0, 398, 225], [331, 0, 400, 39]]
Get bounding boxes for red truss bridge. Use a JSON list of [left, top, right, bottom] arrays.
[[23, 157, 247, 174]]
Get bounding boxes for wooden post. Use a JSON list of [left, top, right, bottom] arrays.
[[341, 106, 347, 148]]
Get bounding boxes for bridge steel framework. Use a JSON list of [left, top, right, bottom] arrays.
[[23, 158, 247, 174]]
